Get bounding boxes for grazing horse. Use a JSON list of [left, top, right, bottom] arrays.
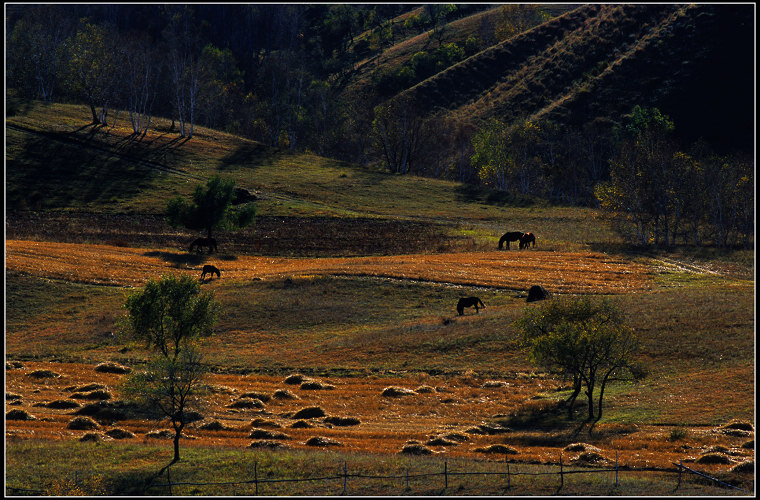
[[457, 297, 485, 316], [519, 232, 536, 249], [498, 231, 524, 250], [189, 237, 218, 254], [201, 264, 221, 280]]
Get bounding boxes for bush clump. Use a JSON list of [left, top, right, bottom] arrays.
[[273, 389, 299, 400], [305, 436, 341, 447], [696, 453, 731, 465], [475, 444, 519, 454], [27, 369, 61, 379], [324, 416, 360, 426], [399, 443, 433, 455], [104, 428, 135, 439], [250, 428, 290, 440], [283, 374, 309, 385]]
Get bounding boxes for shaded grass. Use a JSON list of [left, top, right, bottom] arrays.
[[5, 439, 746, 496]]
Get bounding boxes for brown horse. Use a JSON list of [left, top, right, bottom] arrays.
[[457, 297, 485, 315], [201, 264, 221, 280], [498, 231, 524, 250], [189, 237, 218, 254], [519, 232, 536, 249]]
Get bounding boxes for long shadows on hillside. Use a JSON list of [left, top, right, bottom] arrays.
[[6, 133, 159, 210], [219, 142, 270, 170], [143, 251, 206, 267], [455, 184, 539, 207]]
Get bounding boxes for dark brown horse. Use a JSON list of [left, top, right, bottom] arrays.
[[201, 264, 221, 280], [498, 231, 524, 250], [457, 297, 485, 315], [189, 237, 217, 254], [519, 232, 536, 249]]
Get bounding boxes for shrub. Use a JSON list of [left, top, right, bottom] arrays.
[[26, 369, 61, 379], [94, 362, 131, 374], [381, 386, 417, 397], [292, 407, 326, 419], [67, 416, 100, 430], [696, 453, 731, 465], [324, 416, 360, 426], [668, 427, 689, 441], [6, 409, 36, 421], [305, 436, 341, 447]]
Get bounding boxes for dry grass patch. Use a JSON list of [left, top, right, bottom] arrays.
[[5, 241, 654, 294]]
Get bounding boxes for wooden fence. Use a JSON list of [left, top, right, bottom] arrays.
[[6, 455, 750, 496]]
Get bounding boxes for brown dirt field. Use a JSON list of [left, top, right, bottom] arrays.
[[5, 240, 653, 294], [6, 361, 754, 473]]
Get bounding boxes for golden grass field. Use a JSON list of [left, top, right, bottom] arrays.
[[5, 240, 653, 294], [5, 237, 754, 481]]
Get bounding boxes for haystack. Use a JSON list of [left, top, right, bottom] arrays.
[[94, 362, 131, 374]]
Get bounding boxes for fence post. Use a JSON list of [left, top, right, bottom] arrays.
[[444, 460, 448, 489], [254, 461, 258, 496], [559, 453, 564, 491], [676, 460, 682, 490], [406, 468, 410, 491], [167, 465, 172, 496], [506, 459, 511, 490], [615, 451, 619, 487], [342, 461, 347, 495]]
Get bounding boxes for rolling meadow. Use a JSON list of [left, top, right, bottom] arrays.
[[5, 101, 755, 495]]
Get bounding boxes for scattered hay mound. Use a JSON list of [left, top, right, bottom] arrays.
[[227, 398, 265, 409], [704, 445, 729, 454], [199, 421, 228, 431], [67, 416, 100, 430], [399, 444, 433, 455], [201, 384, 237, 394], [146, 429, 174, 439], [6, 361, 25, 369], [250, 428, 290, 440], [443, 432, 470, 442], [300, 380, 335, 390], [290, 420, 313, 429], [80, 432, 110, 442], [323, 416, 360, 427], [94, 362, 131, 374], [74, 400, 148, 422], [723, 420, 754, 432], [284, 374, 309, 385], [65, 383, 108, 393], [6, 392, 23, 401], [249, 440, 289, 449], [42, 400, 82, 409], [427, 437, 459, 447], [273, 389, 299, 400], [740, 440, 754, 449], [6, 409, 36, 421], [564, 443, 601, 453], [572, 452, 608, 464], [730, 460, 754, 474], [468, 423, 511, 435], [475, 444, 519, 454], [381, 386, 417, 397], [70, 389, 112, 401], [696, 453, 732, 465], [305, 436, 342, 447], [415, 385, 436, 394], [105, 428, 135, 439], [292, 406, 326, 419], [26, 369, 61, 379], [251, 418, 282, 428], [722, 428, 752, 438], [483, 380, 508, 388], [526, 285, 549, 302], [240, 391, 272, 402]]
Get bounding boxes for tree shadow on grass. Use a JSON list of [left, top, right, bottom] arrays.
[[144, 251, 205, 267]]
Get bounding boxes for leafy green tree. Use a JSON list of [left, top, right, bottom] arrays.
[[166, 175, 256, 241], [120, 274, 220, 464], [64, 19, 121, 124], [515, 296, 642, 431]]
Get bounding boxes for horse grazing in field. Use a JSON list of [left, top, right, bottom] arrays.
[[457, 297, 485, 316], [519, 232, 536, 249], [498, 231, 524, 250], [189, 237, 218, 254], [201, 264, 221, 280]]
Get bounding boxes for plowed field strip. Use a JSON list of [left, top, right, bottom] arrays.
[[5, 240, 653, 294]]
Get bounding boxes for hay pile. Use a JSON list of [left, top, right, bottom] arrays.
[[67, 416, 100, 430], [305, 436, 342, 447], [94, 362, 131, 374], [6, 409, 36, 421], [381, 386, 417, 397], [474, 444, 519, 454], [250, 428, 290, 440], [292, 406, 326, 419]]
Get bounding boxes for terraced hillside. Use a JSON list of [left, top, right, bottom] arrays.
[[398, 3, 754, 151]]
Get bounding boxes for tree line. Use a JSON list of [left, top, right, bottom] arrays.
[[7, 5, 752, 249]]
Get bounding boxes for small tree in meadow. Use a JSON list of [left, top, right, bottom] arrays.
[[120, 273, 220, 465], [166, 174, 256, 241], [515, 296, 642, 432]]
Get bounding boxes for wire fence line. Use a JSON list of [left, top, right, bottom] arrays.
[[6, 454, 749, 496]]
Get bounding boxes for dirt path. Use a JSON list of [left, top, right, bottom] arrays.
[[6, 239, 653, 294]]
